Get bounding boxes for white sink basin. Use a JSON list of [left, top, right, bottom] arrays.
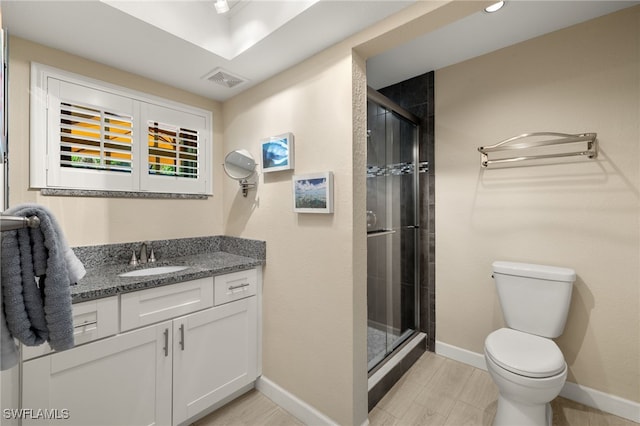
[[119, 266, 189, 278]]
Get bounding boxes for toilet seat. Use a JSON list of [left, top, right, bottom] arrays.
[[485, 328, 566, 378]]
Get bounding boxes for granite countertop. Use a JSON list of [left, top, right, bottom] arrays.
[[70, 236, 265, 303]]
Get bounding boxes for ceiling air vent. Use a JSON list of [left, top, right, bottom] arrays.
[[202, 67, 247, 89]]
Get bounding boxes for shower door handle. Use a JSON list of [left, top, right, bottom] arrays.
[[367, 229, 396, 238]]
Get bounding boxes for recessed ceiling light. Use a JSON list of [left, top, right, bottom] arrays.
[[214, 0, 229, 14], [484, 1, 505, 13]]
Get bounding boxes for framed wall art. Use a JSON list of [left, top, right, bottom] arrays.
[[261, 132, 294, 173], [292, 171, 334, 214]]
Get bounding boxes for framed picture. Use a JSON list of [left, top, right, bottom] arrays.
[[261, 132, 294, 173], [292, 172, 334, 214]]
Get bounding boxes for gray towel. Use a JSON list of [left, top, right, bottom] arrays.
[[0, 307, 18, 370], [1, 204, 85, 370]]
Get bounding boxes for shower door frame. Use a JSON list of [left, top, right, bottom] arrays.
[[366, 87, 421, 373]]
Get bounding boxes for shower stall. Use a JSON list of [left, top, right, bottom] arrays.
[[366, 88, 421, 373]]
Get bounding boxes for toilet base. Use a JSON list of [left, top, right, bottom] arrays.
[[493, 395, 552, 426]]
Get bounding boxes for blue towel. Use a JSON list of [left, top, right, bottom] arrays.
[[1, 204, 85, 370]]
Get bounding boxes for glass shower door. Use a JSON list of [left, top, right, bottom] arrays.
[[367, 95, 418, 372]]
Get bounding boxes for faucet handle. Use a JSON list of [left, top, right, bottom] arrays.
[[129, 250, 139, 266], [148, 248, 156, 263]]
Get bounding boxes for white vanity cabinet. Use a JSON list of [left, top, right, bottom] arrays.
[[21, 268, 261, 426], [173, 296, 257, 425], [22, 321, 173, 426]]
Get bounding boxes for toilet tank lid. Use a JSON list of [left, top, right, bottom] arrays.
[[492, 261, 576, 282]]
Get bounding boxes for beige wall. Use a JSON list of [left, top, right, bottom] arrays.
[[435, 7, 640, 403], [8, 37, 225, 246], [222, 46, 367, 425]]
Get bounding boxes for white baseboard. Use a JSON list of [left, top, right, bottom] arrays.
[[435, 340, 640, 423], [436, 340, 487, 370], [256, 376, 339, 426], [560, 381, 640, 423]]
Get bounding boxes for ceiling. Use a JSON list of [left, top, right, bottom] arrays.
[[1, 0, 413, 101], [367, 1, 639, 90], [3, 1, 639, 102]]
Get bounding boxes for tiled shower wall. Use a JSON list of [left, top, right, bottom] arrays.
[[379, 71, 435, 351]]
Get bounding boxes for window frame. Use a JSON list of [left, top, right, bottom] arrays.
[[30, 63, 213, 196]]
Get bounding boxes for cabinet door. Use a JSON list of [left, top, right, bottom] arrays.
[[172, 296, 257, 425], [23, 322, 172, 426]]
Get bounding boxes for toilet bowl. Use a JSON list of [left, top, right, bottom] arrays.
[[484, 261, 575, 426], [485, 328, 567, 426]]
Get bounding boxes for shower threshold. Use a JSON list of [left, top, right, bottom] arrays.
[[367, 325, 415, 372], [367, 332, 426, 410]]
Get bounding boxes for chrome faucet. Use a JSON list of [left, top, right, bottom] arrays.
[[137, 241, 156, 264], [139, 241, 149, 264]]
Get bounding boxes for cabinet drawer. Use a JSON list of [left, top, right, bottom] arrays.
[[214, 269, 257, 306], [121, 277, 214, 332], [22, 296, 119, 361]]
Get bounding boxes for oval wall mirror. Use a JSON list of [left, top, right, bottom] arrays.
[[223, 149, 257, 197]]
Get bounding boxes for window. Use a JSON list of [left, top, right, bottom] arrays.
[[30, 63, 212, 196], [139, 103, 207, 194], [60, 102, 133, 174], [147, 122, 196, 179]]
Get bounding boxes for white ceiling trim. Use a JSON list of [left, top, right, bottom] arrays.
[[101, 0, 319, 60]]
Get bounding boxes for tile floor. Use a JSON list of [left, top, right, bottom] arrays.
[[193, 389, 303, 426], [193, 352, 639, 426]]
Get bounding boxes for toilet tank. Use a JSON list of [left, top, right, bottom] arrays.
[[492, 261, 575, 338]]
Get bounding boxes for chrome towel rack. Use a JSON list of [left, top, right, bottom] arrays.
[[1, 215, 41, 232], [477, 132, 597, 168]]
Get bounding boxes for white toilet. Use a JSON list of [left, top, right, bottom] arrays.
[[484, 261, 575, 426]]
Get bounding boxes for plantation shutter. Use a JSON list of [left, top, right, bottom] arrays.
[[48, 79, 137, 191], [140, 103, 208, 194], [31, 65, 212, 195], [147, 122, 199, 179], [60, 102, 133, 173]]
